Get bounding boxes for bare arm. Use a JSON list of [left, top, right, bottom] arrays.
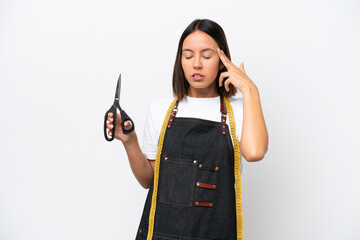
[[217, 48, 269, 162], [240, 85, 268, 162], [106, 112, 155, 189], [123, 134, 155, 189]]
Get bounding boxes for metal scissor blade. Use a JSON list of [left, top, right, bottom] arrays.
[[114, 73, 121, 101]]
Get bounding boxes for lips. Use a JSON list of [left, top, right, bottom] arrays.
[[192, 73, 204, 81]]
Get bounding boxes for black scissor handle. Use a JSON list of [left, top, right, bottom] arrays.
[[104, 105, 117, 141], [120, 109, 135, 134], [104, 105, 135, 141]]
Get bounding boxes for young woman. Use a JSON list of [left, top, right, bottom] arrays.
[[106, 19, 268, 240]]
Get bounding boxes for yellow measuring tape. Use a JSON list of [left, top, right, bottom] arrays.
[[224, 97, 243, 240], [147, 97, 243, 240], [146, 97, 178, 240]]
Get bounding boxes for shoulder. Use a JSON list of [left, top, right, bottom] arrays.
[[228, 95, 244, 126], [148, 97, 175, 110], [146, 97, 175, 119], [228, 94, 243, 109]]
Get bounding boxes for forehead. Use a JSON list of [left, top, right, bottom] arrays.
[[182, 30, 218, 50]]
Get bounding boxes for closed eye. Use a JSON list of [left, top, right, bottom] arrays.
[[185, 56, 211, 59]]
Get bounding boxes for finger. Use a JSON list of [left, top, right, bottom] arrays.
[[240, 62, 245, 72], [224, 78, 232, 92], [106, 123, 114, 129], [124, 120, 133, 130], [106, 113, 114, 123], [108, 129, 112, 136], [217, 48, 236, 70], [218, 71, 231, 87], [106, 112, 113, 119]]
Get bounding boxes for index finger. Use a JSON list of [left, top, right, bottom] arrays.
[[217, 48, 236, 70], [105, 111, 113, 120]]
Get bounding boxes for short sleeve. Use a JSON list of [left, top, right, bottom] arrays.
[[140, 98, 173, 160], [141, 102, 159, 160], [229, 96, 246, 170], [229, 96, 244, 142]]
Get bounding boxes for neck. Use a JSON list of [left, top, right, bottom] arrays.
[[187, 87, 219, 98]]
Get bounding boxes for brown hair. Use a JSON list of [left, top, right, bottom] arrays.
[[172, 19, 237, 100]]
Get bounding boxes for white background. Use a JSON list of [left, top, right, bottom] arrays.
[[1, 0, 359, 239]]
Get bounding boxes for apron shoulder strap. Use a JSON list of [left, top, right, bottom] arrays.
[[166, 99, 179, 128], [220, 95, 227, 135]]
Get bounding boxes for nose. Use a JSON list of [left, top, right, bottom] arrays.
[[193, 56, 202, 69]]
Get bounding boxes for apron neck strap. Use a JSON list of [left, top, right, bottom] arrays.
[[167, 99, 179, 128], [220, 95, 227, 135]]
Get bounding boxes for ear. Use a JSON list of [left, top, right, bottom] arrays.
[[219, 63, 224, 70]]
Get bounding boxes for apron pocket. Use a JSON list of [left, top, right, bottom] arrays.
[[159, 155, 198, 207]]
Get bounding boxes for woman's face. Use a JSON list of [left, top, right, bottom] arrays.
[[181, 30, 221, 97]]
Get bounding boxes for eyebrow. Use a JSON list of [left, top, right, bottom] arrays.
[[182, 48, 216, 53]]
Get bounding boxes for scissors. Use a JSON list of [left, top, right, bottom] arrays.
[[103, 73, 135, 141]]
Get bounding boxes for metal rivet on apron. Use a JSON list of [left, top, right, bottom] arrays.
[[139, 229, 142, 233], [213, 185, 216, 189], [196, 182, 200, 186], [195, 202, 199, 206], [198, 164, 203, 169], [193, 160, 197, 164], [215, 166, 220, 171], [165, 157, 168, 160], [209, 203, 213, 207]]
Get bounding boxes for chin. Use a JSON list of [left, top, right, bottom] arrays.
[[191, 80, 213, 86]]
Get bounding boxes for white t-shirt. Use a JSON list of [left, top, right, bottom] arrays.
[[141, 95, 244, 173]]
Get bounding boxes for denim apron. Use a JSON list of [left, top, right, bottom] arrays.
[[136, 96, 239, 240]]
